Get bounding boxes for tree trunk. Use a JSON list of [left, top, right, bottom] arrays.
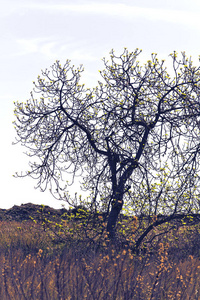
[[107, 199, 123, 240]]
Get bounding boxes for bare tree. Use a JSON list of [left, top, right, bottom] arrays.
[[13, 49, 200, 242]]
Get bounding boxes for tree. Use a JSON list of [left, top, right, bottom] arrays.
[[13, 48, 200, 243]]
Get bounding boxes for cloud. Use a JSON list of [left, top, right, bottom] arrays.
[[14, 38, 61, 60], [16, 38, 40, 54], [22, 2, 200, 28], [14, 38, 99, 63]]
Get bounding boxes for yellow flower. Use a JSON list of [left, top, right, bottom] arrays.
[[122, 249, 126, 255]]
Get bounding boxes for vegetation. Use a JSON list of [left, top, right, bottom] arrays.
[[0, 203, 200, 299], [12, 49, 200, 297], [13, 49, 200, 241]]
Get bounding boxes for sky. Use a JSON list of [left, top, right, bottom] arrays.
[[1, 0, 200, 209]]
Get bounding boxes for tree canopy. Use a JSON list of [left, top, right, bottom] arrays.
[[14, 48, 200, 241]]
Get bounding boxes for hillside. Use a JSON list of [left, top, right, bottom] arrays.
[[0, 203, 68, 222]]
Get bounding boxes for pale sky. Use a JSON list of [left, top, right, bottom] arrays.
[[1, 0, 200, 209]]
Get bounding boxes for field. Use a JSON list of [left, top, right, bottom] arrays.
[[0, 203, 200, 299]]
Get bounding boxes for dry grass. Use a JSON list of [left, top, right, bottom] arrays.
[[0, 209, 200, 299]]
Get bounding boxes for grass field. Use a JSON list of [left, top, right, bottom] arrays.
[[0, 203, 200, 299]]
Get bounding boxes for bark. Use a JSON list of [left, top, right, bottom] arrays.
[[107, 199, 123, 240]]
